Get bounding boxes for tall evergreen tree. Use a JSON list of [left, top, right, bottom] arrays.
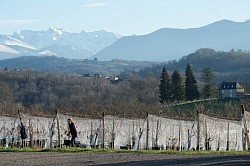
[[159, 67, 171, 103], [171, 70, 184, 102], [185, 64, 199, 100], [201, 67, 215, 98]]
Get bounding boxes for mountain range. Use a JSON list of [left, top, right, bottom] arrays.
[[1, 19, 250, 61], [0, 27, 121, 60], [94, 19, 250, 61]]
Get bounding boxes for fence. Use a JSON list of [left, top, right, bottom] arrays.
[[0, 105, 249, 150]]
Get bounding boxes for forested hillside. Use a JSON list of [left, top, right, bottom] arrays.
[[0, 69, 160, 117], [0, 56, 156, 76], [135, 48, 250, 83], [1, 48, 250, 118], [168, 48, 250, 81]]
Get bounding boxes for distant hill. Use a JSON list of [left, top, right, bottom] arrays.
[[135, 48, 250, 82], [0, 56, 156, 76], [1, 48, 250, 82], [94, 20, 250, 61]]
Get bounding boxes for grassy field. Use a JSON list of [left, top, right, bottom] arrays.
[[162, 98, 250, 121]]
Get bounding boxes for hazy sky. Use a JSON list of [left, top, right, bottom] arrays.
[[1, 0, 250, 36]]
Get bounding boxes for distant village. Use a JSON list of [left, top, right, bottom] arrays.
[[82, 73, 122, 84]]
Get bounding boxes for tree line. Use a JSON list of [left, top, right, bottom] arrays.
[[0, 64, 224, 119], [159, 64, 216, 104]]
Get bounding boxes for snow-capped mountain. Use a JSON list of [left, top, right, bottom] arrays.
[[12, 27, 121, 54], [0, 27, 121, 60], [0, 35, 36, 51], [0, 35, 38, 59], [0, 44, 20, 54]]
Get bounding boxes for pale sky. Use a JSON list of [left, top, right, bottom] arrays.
[[1, 0, 250, 36]]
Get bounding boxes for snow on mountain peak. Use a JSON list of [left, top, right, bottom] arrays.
[[0, 44, 20, 54], [38, 50, 56, 55], [0, 35, 36, 50], [47, 27, 63, 41], [48, 26, 63, 36], [13, 31, 24, 39]]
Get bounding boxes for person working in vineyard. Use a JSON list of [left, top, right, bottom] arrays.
[[20, 122, 27, 148], [67, 118, 77, 147]]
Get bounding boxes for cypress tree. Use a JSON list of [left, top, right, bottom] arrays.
[[201, 67, 215, 98], [171, 70, 184, 102], [159, 67, 171, 103], [185, 64, 199, 101]]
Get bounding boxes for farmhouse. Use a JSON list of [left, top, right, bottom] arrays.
[[218, 82, 245, 99]]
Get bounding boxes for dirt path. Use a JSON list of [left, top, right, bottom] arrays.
[[0, 152, 250, 166]]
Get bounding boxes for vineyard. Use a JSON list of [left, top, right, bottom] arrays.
[[0, 105, 249, 151]]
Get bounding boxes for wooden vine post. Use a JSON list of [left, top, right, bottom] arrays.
[[178, 122, 182, 151], [187, 129, 191, 150], [155, 119, 159, 148], [56, 109, 61, 148], [102, 112, 105, 148], [132, 121, 135, 149], [111, 118, 115, 149], [226, 121, 230, 151], [204, 119, 208, 150], [49, 109, 57, 148], [29, 119, 33, 148], [11, 117, 17, 148], [146, 112, 149, 150], [241, 105, 250, 150], [196, 109, 200, 151]]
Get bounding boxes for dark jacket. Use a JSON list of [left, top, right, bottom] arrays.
[[20, 123, 27, 139], [69, 122, 77, 136]]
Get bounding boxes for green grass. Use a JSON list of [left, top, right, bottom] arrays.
[[163, 98, 249, 120], [177, 98, 218, 105], [1, 146, 250, 155]]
